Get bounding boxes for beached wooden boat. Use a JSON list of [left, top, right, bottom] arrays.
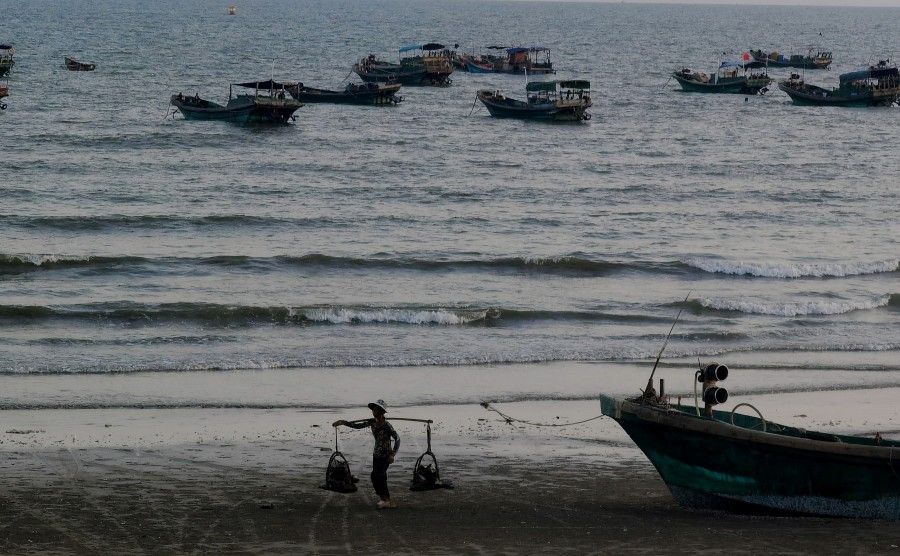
[[288, 82, 402, 105], [476, 80, 591, 121], [672, 60, 772, 95], [354, 43, 454, 86], [170, 79, 302, 123], [600, 365, 900, 519], [750, 48, 832, 69], [0, 44, 14, 77], [778, 63, 900, 107], [64, 57, 96, 71]]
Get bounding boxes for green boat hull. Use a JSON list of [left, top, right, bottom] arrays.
[[672, 73, 770, 95], [778, 82, 898, 107], [600, 394, 900, 519], [171, 95, 301, 123]]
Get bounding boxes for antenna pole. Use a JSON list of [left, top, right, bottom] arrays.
[[643, 291, 691, 401]]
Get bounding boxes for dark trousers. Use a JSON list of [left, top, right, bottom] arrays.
[[371, 456, 391, 497]]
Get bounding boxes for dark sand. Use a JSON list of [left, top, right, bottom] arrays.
[[2, 445, 899, 555]]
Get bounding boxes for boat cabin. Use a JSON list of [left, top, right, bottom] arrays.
[[0, 44, 14, 76], [525, 80, 590, 105]]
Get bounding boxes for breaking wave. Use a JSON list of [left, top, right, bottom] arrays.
[[683, 257, 899, 278]]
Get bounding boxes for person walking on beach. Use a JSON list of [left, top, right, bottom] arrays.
[[333, 399, 401, 509]]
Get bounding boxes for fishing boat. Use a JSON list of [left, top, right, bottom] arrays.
[[170, 80, 302, 123], [461, 46, 554, 75], [64, 57, 96, 71], [0, 44, 14, 77], [476, 80, 591, 121], [287, 82, 402, 105], [672, 59, 772, 94], [750, 48, 832, 69], [353, 43, 454, 86], [600, 363, 900, 519], [778, 61, 900, 107]]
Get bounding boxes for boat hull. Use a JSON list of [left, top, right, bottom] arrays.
[[672, 73, 770, 95], [171, 95, 301, 123], [477, 90, 590, 121], [289, 84, 402, 105], [778, 82, 898, 107], [600, 394, 900, 520]]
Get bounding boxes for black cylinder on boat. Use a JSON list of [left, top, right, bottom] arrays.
[[702, 386, 728, 405], [698, 362, 729, 382]]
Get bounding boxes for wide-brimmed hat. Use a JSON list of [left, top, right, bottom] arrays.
[[368, 399, 387, 414]]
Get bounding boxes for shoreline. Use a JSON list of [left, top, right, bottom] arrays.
[[2, 396, 899, 553]]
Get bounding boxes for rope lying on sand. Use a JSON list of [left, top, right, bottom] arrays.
[[480, 402, 603, 427]]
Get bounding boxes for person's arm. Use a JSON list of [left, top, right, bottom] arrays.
[[388, 426, 400, 462], [332, 419, 373, 429]]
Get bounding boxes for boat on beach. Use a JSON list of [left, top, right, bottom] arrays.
[[0, 44, 14, 76], [672, 59, 772, 94], [778, 61, 900, 107], [65, 57, 96, 71], [476, 79, 591, 121], [600, 363, 900, 520], [170, 79, 302, 123], [750, 48, 832, 69], [287, 82, 402, 105]]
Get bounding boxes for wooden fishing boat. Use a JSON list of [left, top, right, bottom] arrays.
[[460, 46, 554, 75], [0, 44, 14, 77], [778, 62, 900, 107], [170, 79, 302, 123], [64, 57, 96, 71], [750, 48, 832, 69], [672, 59, 772, 95], [600, 364, 900, 520], [353, 54, 425, 86], [354, 43, 454, 86], [288, 82, 402, 105], [476, 80, 591, 121]]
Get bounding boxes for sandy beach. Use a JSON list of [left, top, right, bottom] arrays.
[[2, 395, 899, 555]]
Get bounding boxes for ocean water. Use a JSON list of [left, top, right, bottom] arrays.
[[2, 0, 900, 411]]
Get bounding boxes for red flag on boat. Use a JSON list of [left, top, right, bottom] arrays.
[[742, 52, 752, 62]]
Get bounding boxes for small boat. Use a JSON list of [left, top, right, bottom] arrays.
[[65, 57, 96, 71], [672, 58, 772, 95], [353, 54, 426, 86], [353, 43, 454, 86], [170, 79, 302, 123], [778, 61, 900, 107], [476, 80, 591, 121], [229, 5, 236, 15], [750, 48, 832, 69], [460, 46, 554, 75], [0, 44, 14, 77], [600, 363, 900, 519], [288, 82, 402, 105]]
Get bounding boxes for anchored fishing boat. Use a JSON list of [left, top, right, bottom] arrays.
[[750, 48, 832, 69], [672, 58, 772, 95], [0, 44, 14, 77], [288, 82, 402, 105], [476, 80, 591, 121], [170, 79, 302, 123], [600, 361, 900, 519], [778, 61, 900, 107], [353, 43, 454, 86], [64, 57, 96, 71], [461, 46, 554, 74]]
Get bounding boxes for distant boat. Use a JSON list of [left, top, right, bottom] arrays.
[[750, 48, 832, 69], [354, 43, 454, 86], [460, 46, 555, 75], [229, 5, 236, 15], [778, 61, 900, 107], [287, 82, 402, 105], [600, 363, 900, 520], [0, 44, 14, 77], [170, 79, 302, 123], [476, 80, 591, 121], [672, 57, 772, 95], [64, 57, 96, 71]]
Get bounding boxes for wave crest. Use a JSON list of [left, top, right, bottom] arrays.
[[683, 257, 899, 278], [700, 295, 891, 316]]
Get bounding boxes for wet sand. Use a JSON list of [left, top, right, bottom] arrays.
[[1, 400, 899, 554]]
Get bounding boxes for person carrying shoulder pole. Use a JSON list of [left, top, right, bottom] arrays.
[[333, 399, 401, 509]]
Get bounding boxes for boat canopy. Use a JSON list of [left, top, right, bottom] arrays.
[[399, 44, 422, 53], [421, 43, 445, 51], [839, 66, 899, 82], [0, 44, 12, 50], [233, 79, 291, 89], [525, 81, 558, 92], [507, 46, 549, 54]]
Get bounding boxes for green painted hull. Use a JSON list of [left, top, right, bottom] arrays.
[[778, 82, 898, 107], [600, 394, 900, 519], [171, 95, 301, 123], [672, 73, 770, 95]]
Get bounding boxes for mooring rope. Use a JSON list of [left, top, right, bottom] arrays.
[[480, 402, 603, 427]]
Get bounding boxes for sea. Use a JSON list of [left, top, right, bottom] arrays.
[[2, 0, 900, 413]]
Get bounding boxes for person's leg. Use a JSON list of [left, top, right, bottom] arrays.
[[371, 456, 390, 505]]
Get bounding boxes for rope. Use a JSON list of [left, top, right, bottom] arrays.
[[480, 402, 603, 427], [467, 95, 479, 116]]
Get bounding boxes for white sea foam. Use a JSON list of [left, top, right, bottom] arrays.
[[300, 308, 486, 325], [684, 258, 899, 278], [700, 295, 891, 317]]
